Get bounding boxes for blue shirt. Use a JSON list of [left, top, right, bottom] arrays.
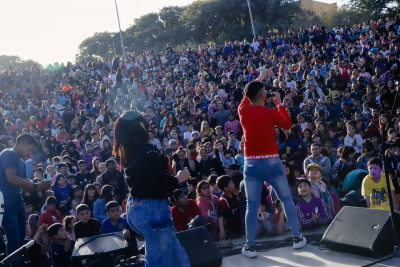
[[101, 217, 127, 234], [0, 149, 27, 204], [52, 183, 72, 204]]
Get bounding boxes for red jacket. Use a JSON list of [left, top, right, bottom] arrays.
[[40, 207, 62, 227], [171, 200, 201, 232], [238, 96, 291, 158]]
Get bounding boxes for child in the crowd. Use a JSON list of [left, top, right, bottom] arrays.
[[63, 215, 76, 241], [217, 175, 242, 240], [296, 179, 328, 230], [196, 181, 220, 236], [306, 163, 335, 219], [273, 200, 290, 235], [25, 201, 37, 221], [344, 124, 363, 153], [187, 178, 199, 200], [101, 201, 128, 234], [69, 198, 80, 217], [47, 223, 75, 267], [207, 175, 223, 198], [40, 196, 62, 226], [52, 173, 72, 205], [74, 204, 102, 240], [66, 174, 76, 186], [362, 157, 399, 211], [222, 150, 236, 170], [170, 189, 202, 232]]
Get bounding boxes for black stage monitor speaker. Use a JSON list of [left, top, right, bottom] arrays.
[[72, 232, 129, 261], [176, 226, 222, 267], [321, 206, 395, 258]]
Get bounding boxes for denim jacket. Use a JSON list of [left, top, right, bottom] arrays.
[[93, 198, 108, 223]]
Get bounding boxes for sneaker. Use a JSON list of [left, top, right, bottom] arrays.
[[241, 245, 257, 258], [293, 235, 307, 249]]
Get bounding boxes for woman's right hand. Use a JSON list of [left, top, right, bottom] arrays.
[[176, 167, 191, 183]]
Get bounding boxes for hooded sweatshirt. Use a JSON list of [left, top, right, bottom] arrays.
[[296, 194, 327, 229], [197, 195, 220, 234]]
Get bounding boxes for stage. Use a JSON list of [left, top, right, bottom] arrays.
[[221, 226, 400, 267]]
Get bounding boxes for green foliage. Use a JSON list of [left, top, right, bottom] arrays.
[[348, 0, 399, 18], [0, 55, 42, 71], [75, 0, 302, 60], [318, 5, 371, 30]]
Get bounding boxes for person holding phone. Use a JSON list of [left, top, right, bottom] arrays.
[[113, 111, 191, 267], [0, 134, 51, 267]]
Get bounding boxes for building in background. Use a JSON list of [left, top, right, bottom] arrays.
[[301, 0, 337, 13]]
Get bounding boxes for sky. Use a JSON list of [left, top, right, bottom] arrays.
[[0, 0, 340, 67]]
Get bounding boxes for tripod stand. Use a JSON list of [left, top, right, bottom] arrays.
[[362, 84, 400, 267]]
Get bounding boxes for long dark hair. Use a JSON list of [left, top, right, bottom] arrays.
[[82, 184, 99, 204], [341, 146, 356, 160], [282, 161, 297, 186], [113, 111, 149, 169], [100, 185, 114, 204]]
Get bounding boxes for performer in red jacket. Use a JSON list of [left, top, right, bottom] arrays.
[[239, 69, 307, 258]]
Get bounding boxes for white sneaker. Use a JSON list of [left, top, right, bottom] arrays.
[[241, 246, 257, 258], [293, 235, 307, 249]]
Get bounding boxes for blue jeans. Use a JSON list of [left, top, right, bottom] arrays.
[[2, 201, 26, 267], [126, 197, 190, 267], [244, 158, 300, 247]]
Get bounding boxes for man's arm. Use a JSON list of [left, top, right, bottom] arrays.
[[303, 158, 311, 174], [321, 157, 332, 176], [5, 168, 36, 192]]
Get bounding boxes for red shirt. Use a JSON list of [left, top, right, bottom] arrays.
[[172, 200, 202, 232], [238, 96, 291, 158]]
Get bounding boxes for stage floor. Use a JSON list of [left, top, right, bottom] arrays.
[[221, 226, 400, 267]]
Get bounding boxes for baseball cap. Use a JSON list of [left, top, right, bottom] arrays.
[[192, 131, 200, 136], [169, 139, 177, 145], [306, 163, 322, 172]]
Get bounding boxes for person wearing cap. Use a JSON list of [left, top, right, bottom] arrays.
[[306, 163, 335, 220], [169, 139, 178, 149], [295, 178, 328, 230], [239, 69, 306, 259]]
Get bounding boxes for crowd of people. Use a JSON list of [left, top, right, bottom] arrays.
[[1, 15, 400, 267]]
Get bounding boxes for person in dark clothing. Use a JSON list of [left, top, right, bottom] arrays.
[[113, 111, 191, 267], [100, 139, 113, 161], [48, 223, 75, 267], [195, 146, 221, 180], [100, 159, 126, 204], [73, 204, 101, 240], [75, 160, 94, 190], [63, 141, 81, 166]]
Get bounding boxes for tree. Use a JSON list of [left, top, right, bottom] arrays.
[[0, 55, 42, 71], [75, 32, 123, 62], [318, 5, 371, 30], [348, 0, 399, 18]]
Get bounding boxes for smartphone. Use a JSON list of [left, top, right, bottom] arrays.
[[43, 173, 51, 182]]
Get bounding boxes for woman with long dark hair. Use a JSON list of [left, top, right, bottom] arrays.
[[93, 185, 115, 222], [270, 161, 298, 202], [82, 184, 99, 213], [331, 146, 356, 190], [113, 111, 191, 266]]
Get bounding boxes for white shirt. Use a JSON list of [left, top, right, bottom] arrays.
[[184, 131, 193, 141], [344, 134, 363, 153]]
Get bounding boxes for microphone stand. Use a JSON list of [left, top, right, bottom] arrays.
[[362, 85, 400, 267]]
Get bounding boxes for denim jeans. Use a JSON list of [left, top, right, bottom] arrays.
[[244, 158, 300, 247], [2, 201, 26, 267], [126, 197, 190, 267]]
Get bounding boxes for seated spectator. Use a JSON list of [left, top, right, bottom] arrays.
[[82, 184, 99, 213], [74, 204, 102, 240], [196, 181, 220, 236], [170, 189, 202, 232], [208, 175, 223, 198], [306, 163, 334, 220], [101, 201, 128, 234], [52, 174, 72, 206], [47, 223, 75, 267], [40, 196, 62, 227], [217, 175, 242, 240], [93, 185, 115, 222], [362, 157, 399, 211], [100, 159, 126, 204], [63, 215, 76, 241], [296, 179, 328, 230], [186, 178, 199, 200]]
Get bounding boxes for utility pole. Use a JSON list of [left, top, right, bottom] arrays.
[[246, 0, 256, 40], [114, 0, 126, 59]]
